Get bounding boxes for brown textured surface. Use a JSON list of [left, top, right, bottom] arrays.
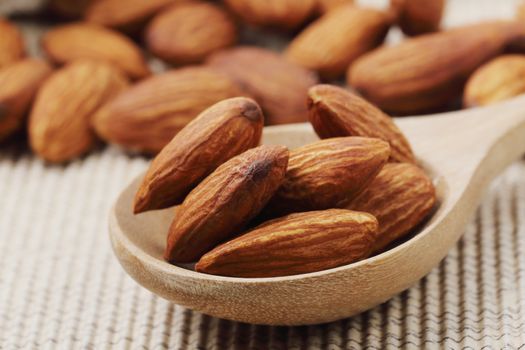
[[134, 97, 263, 213], [197, 209, 378, 277], [0, 18, 25, 69], [166, 145, 289, 262], [308, 84, 415, 163]]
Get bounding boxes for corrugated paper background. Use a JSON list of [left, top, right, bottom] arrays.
[[1, 0, 525, 349]]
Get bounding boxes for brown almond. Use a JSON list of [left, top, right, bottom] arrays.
[[264, 137, 390, 217], [390, 0, 444, 36], [29, 61, 129, 163], [0, 59, 53, 142], [92, 66, 246, 154], [146, 1, 237, 65], [207, 47, 318, 125], [348, 21, 525, 114], [346, 162, 436, 253], [42, 22, 150, 80], [48, 0, 93, 18], [134, 97, 263, 213], [463, 55, 525, 107], [315, 0, 353, 15], [224, 0, 316, 31], [285, 5, 391, 79], [196, 209, 378, 277], [308, 85, 415, 163], [0, 18, 25, 69], [165, 145, 289, 263]]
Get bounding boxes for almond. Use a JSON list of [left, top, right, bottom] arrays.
[[463, 55, 525, 107], [390, 0, 444, 36], [348, 21, 525, 114], [196, 209, 378, 277], [29, 61, 129, 163], [285, 5, 391, 79], [0, 59, 53, 142], [207, 47, 318, 125], [315, 0, 353, 15], [42, 22, 150, 80], [134, 97, 263, 213], [165, 145, 289, 263], [224, 0, 316, 31], [264, 137, 390, 217], [0, 18, 25, 69], [307, 85, 415, 164], [346, 162, 436, 253], [146, 1, 237, 65], [48, 0, 93, 18], [92, 66, 246, 154]]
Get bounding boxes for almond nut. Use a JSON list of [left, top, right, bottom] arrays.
[[0, 18, 25, 69], [390, 0, 444, 36]]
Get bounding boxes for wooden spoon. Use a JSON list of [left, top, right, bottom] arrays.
[[109, 96, 525, 325]]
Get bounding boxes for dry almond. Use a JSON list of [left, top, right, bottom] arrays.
[[390, 0, 444, 36], [0, 59, 53, 142], [463, 55, 525, 107], [207, 46, 318, 125], [92, 66, 246, 154], [315, 0, 353, 15], [308, 85, 415, 164], [285, 5, 392, 79], [134, 97, 263, 214], [348, 21, 525, 114], [224, 0, 316, 31], [346, 162, 436, 253], [0, 18, 25, 69], [146, 1, 237, 65], [42, 22, 150, 80], [196, 209, 378, 277], [264, 137, 390, 217], [29, 60, 129, 163], [165, 145, 289, 263]]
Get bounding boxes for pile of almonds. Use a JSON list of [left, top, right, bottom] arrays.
[[2, 0, 525, 163], [135, 85, 436, 278]]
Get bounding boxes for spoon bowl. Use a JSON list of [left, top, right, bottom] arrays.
[[109, 96, 525, 325]]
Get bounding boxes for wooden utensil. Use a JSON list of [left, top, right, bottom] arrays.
[[109, 95, 525, 325]]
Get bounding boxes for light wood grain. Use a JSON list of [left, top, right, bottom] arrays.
[[109, 95, 525, 325]]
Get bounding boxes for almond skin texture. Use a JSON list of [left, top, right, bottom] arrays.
[[196, 209, 378, 278], [349, 21, 525, 114], [92, 66, 246, 154], [42, 23, 150, 80], [134, 97, 263, 213], [285, 5, 391, 79], [0, 19, 25, 69], [265, 137, 390, 217], [315, 0, 353, 15], [146, 2, 237, 65], [308, 85, 415, 164], [29, 61, 129, 163], [0, 59, 53, 142], [463, 55, 525, 107], [346, 163, 436, 253], [224, 0, 316, 31], [390, 0, 444, 36], [207, 47, 318, 125], [165, 145, 289, 263]]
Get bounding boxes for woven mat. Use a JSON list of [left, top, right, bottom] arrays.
[[1, 0, 525, 349]]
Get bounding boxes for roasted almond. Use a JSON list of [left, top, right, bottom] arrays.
[[134, 97, 263, 213], [0, 18, 25, 69], [285, 5, 391, 79], [224, 0, 316, 31], [29, 61, 129, 163], [264, 137, 390, 217], [165, 145, 289, 263], [346, 162, 436, 253], [196, 209, 378, 277], [42, 22, 150, 80], [390, 0, 444, 36], [92, 66, 246, 154], [146, 1, 237, 65], [0, 59, 53, 142], [315, 0, 353, 15], [207, 46, 318, 125], [463, 55, 525, 107], [308, 85, 415, 163], [348, 21, 525, 114]]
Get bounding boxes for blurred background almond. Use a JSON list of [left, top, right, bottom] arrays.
[[0, 18, 25, 69], [390, 0, 445, 36]]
